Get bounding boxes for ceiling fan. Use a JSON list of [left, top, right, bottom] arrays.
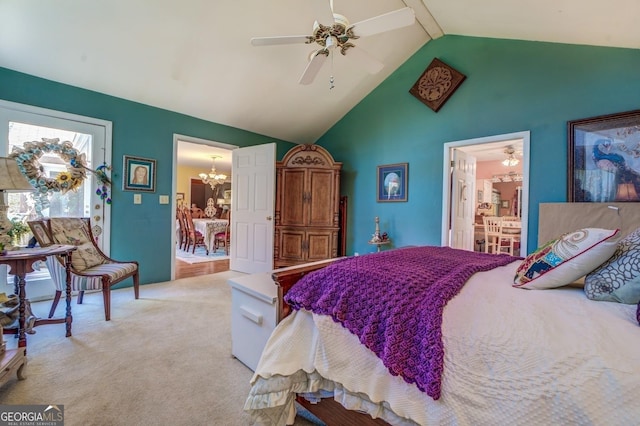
[[250, 0, 415, 86]]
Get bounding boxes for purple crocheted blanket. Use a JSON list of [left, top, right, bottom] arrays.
[[285, 246, 519, 400]]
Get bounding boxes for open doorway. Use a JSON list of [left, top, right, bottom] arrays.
[[441, 131, 530, 257], [171, 134, 237, 280]]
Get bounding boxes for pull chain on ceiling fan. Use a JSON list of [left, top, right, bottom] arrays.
[[250, 0, 415, 86]]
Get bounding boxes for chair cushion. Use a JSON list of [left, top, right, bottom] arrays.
[[48, 218, 105, 271], [82, 262, 138, 282]]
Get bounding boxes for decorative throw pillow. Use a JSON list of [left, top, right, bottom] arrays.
[[584, 227, 640, 304], [513, 228, 619, 290], [49, 218, 105, 271]]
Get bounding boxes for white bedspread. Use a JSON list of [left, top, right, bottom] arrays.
[[245, 261, 640, 425]]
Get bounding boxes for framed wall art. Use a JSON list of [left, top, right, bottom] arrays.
[[377, 163, 408, 202], [123, 155, 156, 192], [568, 109, 640, 202], [409, 58, 466, 112], [27, 220, 52, 246]]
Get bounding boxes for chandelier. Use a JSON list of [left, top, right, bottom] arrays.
[[502, 146, 519, 167], [199, 156, 227, 189]]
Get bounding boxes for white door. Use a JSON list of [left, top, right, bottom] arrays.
[[230, 143, 275, 273], [0, 101, 112, 299], [449, 149, 476, 250]]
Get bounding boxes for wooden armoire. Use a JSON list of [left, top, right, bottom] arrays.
[[274, 144, 342, 268]]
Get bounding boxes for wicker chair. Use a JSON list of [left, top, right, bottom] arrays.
[[28, 218, 139, 321]]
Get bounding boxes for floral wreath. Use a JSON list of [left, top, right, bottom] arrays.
[[9, 138, 112, 214]]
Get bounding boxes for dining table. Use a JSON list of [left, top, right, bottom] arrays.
[[192, 218, 229, 253]]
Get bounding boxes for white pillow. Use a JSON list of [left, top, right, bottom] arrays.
[[513, 228, 619, 290]]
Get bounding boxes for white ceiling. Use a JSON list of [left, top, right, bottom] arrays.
[[1, 0, 639, 170]]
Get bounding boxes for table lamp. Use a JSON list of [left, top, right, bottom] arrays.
[[0, 157, 34, 252]]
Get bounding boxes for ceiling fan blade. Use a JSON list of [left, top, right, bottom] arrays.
[[251, 35, 312, 46], [344, 47, 384, 74], [312, 0, 335, 25], [349, 7, 415, 37], [298, 51, 328, 85]]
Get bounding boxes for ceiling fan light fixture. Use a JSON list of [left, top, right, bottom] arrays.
[[502, 146, 519, 167], [251, 5, 415, 86], [325, 35, 338, 50]]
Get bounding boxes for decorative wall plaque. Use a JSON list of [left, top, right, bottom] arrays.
[[409, 58, 466, 112]]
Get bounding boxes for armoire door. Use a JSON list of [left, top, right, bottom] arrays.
[[307, 169, 337, 227], [279, 169, 306, 227]]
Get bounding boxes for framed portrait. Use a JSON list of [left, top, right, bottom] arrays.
[[123, 155, 156, 192], [377, 163, 408, 202], [223, 189, 231, 202], [27, 220, 52, 247], [568, 109, 640, 202]]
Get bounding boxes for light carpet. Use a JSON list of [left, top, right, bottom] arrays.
[[176, 247, 230, 263], [0, 272, 319, 426]]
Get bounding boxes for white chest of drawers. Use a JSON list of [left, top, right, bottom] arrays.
[[228, 272, 279, 371]]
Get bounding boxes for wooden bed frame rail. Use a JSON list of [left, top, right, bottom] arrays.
[[271, 258, 340, 321], [270, 257, 391, 425]]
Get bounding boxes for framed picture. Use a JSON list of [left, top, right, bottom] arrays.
[[123, 155, 156, 192], [176, 192, 184, 205], [27, 220, 52, 247], [409, 58, 466, 113], [223, 189, 231, 202], [568, 109, 640, 202], [377, 163, 408, 202], [501, 200, 510, 209]]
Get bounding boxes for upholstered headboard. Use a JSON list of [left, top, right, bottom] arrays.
[[538, 202, 640, 246]]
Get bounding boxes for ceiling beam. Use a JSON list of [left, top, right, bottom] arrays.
[[401, 0, 444, 40]]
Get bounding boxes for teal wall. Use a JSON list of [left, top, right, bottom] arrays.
[[317, 35, 640, 255], [3, 35, 640, 281], [0, 67, 295, 286]]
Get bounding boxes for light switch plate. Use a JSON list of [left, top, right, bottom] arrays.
[[159, 195, 169, 204], [133, 194, 142, 204]]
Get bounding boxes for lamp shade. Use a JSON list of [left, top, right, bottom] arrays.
[[0, 157, 34, 191]]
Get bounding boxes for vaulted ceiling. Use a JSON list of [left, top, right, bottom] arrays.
[[1, 0, 638, 154]]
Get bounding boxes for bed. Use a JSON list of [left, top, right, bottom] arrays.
[[244, 204, 640, 425]]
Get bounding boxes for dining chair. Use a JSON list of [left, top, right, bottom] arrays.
[[184, 208, 209, 254], [177, 208, 190, 250], [28, 217, 139, 321], [483, 216, 520, 256], [500, 216, 522, 255], [214, 213, 231, 255]]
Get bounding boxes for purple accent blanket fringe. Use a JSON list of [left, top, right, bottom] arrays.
[[285, 246, 520, 400]]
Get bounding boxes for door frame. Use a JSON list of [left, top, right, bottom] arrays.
[[441, 130, 530, 256], [171, 134, 238, 279], [0, 100, 113, 251]]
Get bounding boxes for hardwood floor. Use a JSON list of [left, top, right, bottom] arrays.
[[175, 259, 229, 280]]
